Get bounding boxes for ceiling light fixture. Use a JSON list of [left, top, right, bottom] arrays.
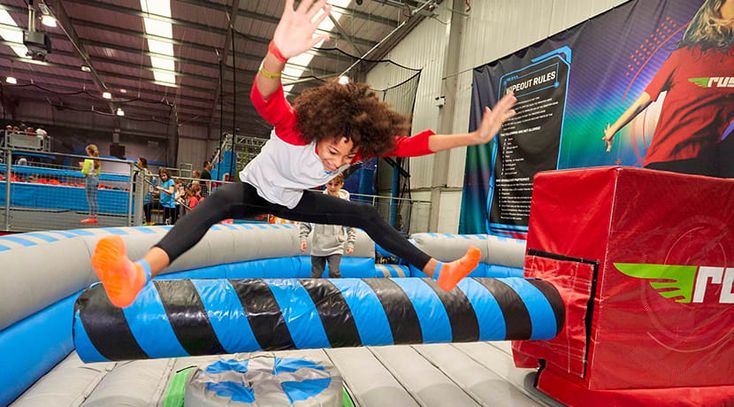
[[116, 107, 125, 116], [140, 1, 177, 86], [81, 65, 91, 72], [41, 14, 56, 28], [5, 76, 17, 84], [102, 91, 112, 99]]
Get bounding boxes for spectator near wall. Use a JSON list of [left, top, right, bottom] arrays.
[[200, 160, 212, 197]]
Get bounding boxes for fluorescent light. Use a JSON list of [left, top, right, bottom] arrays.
[[153, 80, 179, 88], [140, 1, 176, 85], [5, 76, 17, 84], [116, 107, 125, 116], [0, 9, 28, 57], [81, 65, 91, 72], [338, 75, 350, 85], [120, 89, 127, 93], [102, 91, 112, 99], [41, 15, 57, 28]]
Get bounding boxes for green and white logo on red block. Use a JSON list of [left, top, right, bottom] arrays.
[[615, 263, 734, 304]]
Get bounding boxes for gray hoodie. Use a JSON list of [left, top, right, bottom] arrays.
[[299, 189, 356, 256]]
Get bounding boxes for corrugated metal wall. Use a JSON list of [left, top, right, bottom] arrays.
[[367, 0, 630, 232]]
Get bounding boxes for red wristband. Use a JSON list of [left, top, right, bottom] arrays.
[[268, 41, 288, 63]]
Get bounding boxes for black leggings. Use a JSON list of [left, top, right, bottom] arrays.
[[155, 182, 431, 269]]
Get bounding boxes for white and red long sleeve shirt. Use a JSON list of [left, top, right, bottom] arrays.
[[240, 82, 436, 208]]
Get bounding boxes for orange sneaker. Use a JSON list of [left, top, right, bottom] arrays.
[[80, 217, 98, 224], [436, 246, 482, 291], [90, 236, 147, 308]]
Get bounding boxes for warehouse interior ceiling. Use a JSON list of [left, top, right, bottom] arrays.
[[0, 0, 443, 139]]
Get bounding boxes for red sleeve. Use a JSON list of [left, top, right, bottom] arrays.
[[352, 129, 436, 163], [250, 81, 307, 145], [644, 49, 679, 101], [384, 129, 436, 158]]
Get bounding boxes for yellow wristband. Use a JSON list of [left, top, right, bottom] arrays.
[[259, 66, 281, 80]]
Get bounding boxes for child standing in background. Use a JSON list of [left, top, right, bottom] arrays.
[[156, 169, 176, 225], [185, 183, 203, 215], [299, 174, 356, 278], [80, 144, 101, 224]]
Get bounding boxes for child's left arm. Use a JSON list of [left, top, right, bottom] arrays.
[[428, 92, 517, 152], [385, 92, 517, 158]]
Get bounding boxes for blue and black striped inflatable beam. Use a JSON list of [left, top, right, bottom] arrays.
[[73, 277, 564, 362]]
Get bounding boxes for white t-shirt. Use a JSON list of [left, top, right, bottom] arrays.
[[240, 129, 348, 208], [244, 82, 435, 209]]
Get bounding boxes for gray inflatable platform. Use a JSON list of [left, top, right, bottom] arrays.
[[13, 343, 558, 406], [3, 224, 550, 406]]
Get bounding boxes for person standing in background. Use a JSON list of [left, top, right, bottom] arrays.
[[80, 144, 101, 224], [136, 157, 156, 225], [200, 160, 212, 197], [156, 168, 177, 225], [299, 174, 356, 278]]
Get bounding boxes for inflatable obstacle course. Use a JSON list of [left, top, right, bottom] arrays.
[[74, 277, 565, 362]]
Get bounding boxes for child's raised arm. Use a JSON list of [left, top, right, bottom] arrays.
[[255, 0, 331, 100]]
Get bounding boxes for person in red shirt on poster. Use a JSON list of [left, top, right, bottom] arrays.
[[88, 0, 518, 308], [603, 0, 734, 177]]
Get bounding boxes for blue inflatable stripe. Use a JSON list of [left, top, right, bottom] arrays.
[[22, 232, 58, 243], [0, 244, 9, 252], [282, 377, 331, 403], [329, 279, 393, 346], [456, 278, 506, 340], [135, 227, 158, 234], [101, 228, 128, 235], [206, 359, 249, 374], [391, 279, 452, 343], [206, 381, 256, 403], [67, 229, 94, 236], [220, 224, 239, 230], [122, 283, 190, 358], [192, 279, 261, 353], [210, 224, 222, 231], [0, 236, 37, 247], [73, 310, 109, 363], [2, 293, 78, 406], [266, 280, 330, 349], [500, 278, 558, 340], [273, 357, 325, 374], [49, 230, 77, 238]]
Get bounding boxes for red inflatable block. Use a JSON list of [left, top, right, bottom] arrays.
[[514, 167, 734, 405]]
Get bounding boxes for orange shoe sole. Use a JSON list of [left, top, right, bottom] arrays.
[[90, 236, 146, 308]]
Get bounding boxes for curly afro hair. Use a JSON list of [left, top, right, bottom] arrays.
[[293, 80, 410, 157]]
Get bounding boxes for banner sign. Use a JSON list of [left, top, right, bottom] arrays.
[[460, 0, 731, 236]]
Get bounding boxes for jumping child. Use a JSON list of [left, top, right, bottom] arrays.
[[91, 0, 517, 308]]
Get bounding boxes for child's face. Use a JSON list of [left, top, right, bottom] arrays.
[[317, 137, 357, 172], [326, 179, 343, 194]]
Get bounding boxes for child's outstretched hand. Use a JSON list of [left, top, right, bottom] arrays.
[[273, 0, 331, 60], [472, 92, 517, 145]]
